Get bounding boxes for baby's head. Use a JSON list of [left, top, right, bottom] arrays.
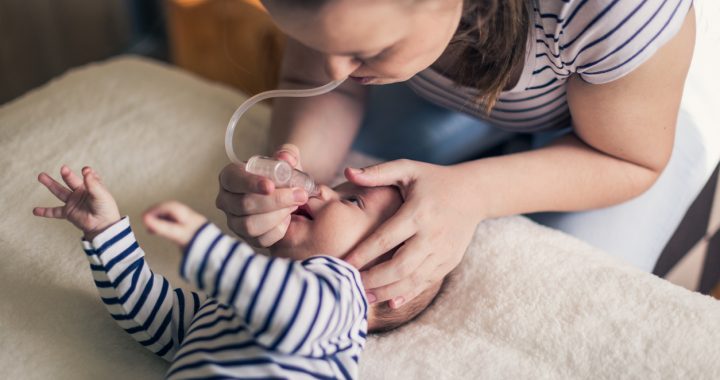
[[270, 182, 445, 333]]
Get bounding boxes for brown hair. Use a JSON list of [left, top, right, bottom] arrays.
[[446, 0, 532, 112], [368, 277, 447, 334]]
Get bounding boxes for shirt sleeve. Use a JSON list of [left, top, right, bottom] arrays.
[[82, 216, 206, 361], [181, 222, 369, 358], [559, 0, 692, 84]]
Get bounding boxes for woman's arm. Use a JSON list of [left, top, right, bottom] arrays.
[[458, 6, 695, 219], [345, 7, 696, 306], [269, 38, 368, 184]]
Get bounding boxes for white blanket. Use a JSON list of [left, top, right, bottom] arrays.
[[1, 52, 719, 378]]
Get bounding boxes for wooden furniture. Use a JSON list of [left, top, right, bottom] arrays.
[[165, 0, 286, 96]]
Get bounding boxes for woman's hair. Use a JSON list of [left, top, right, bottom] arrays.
[[267, 0, 532, 112], [448, 0, 532, 112]]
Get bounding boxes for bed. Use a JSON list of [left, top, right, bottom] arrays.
[[1, 8, 720, 377]]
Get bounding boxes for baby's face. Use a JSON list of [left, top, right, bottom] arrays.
[[270, 182, 402, 261]]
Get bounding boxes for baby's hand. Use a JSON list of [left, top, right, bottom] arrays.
[[143, 201, 208, 249], [34, 165, 121, 241]]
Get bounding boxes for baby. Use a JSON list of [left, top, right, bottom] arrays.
[[33, 165, 444, 379]]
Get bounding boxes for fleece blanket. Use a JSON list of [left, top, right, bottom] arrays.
[[1, 8, 720, 376]]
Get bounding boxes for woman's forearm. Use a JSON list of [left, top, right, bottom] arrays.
[[455, 133, 663, 220], [269, 79, 366, 184]]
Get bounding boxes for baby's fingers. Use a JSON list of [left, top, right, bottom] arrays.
[[37, 172, 71, 202], [144, 211, 188, 246], [60, 165, 83, 191], [32, 206, 64, 219]]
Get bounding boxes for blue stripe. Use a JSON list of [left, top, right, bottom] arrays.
[[286, 283, 323, 354], [95, 257, 142, 289], [272, 279, 309, 352], [493, 91, 566, 113], [104, 261, 143, 306], [111, 272, 153, 320], [563, 0, 648, 67], [497, 84, 564, 103], [526, 77, 558, 90], [211, 240, 239, 298], [197, 232, 223, 289], [139, 278, 170, 331], [176, 289, 186, 343], [89, 263, 104, 271], [139, 310, 173, 347], [584, 0, 685, 75], [561, 0, 621, 51], [172, 341, 256, 363], [577, 0, 668, 71], [180, 222, 211, 278], [492, 102, 568, 124], [245, 258, 276, 325], [168, 358, 336, 380], [192, 292, 200, 313], [324, 264, 363, 346], [96, 224, 132, 254], [156, 339, 174, 357], [104, 241, 139, 271], [181, 325, 247, 348], [187, 313, 237, 336], [229, 255, 256, 306], [331, 356, 351, 380], [254, 263, 293, 337]]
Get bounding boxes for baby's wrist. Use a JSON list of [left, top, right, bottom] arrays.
[[83, 217, 122, 241]]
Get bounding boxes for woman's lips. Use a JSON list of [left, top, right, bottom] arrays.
[[349, 76, 375, 84]]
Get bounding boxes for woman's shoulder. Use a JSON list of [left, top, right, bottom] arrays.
[[533, 0, 693, 84]]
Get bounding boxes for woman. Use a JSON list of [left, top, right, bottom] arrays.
[[216, 0, 699, 309]]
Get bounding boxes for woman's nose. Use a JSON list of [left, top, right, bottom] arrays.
[[324, 55, 361, 81]]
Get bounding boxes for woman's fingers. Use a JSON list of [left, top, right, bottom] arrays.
[[344, 204, 417, 270], [344, 159, 415, 188], [218, 188, 307, 216], [37, 172, 71, 202], [256, 214, 292, 247], [359, 234, 427, 290], [364, 249, 444, 308], [273, 143, 303, 171], [60, 165, 83, 191], [33, 206, 64, 219], [228, 206, 297, 238], [219, 163, 275, 195]]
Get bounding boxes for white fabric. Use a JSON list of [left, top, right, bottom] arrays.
[[1, 56, 719, 380]]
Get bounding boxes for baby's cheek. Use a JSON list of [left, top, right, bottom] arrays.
[[311, 219, 367, 258]]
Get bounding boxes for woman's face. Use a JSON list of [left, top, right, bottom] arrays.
[[263, 0, 464, 84]]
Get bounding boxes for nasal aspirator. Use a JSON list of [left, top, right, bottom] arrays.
[[245, 155, 319, 196], [224, 79, 345, 196]]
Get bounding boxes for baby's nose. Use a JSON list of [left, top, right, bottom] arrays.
[[316, 185, 338, 201]]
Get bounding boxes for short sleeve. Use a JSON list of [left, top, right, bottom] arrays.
[[559, 0, 693, 84]]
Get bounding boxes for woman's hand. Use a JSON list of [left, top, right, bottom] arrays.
[[343, 159, 484, 309], [34, 165, 121, 241], [143, 201, 208, 249], [216, 144, 309, 247]]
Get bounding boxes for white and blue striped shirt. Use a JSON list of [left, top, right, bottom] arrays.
[[81, 217, 368, 379], [408, 0, 693, 132]]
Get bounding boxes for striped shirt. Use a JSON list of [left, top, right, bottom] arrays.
[[407, 0, 693, 132], [81, 217, 368, 379]]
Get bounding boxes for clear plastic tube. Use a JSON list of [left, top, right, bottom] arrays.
[[245, 155, 319, 196], [224, 79, 346, 165]]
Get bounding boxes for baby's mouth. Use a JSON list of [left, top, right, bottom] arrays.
[[291, 204, 314, 220]]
